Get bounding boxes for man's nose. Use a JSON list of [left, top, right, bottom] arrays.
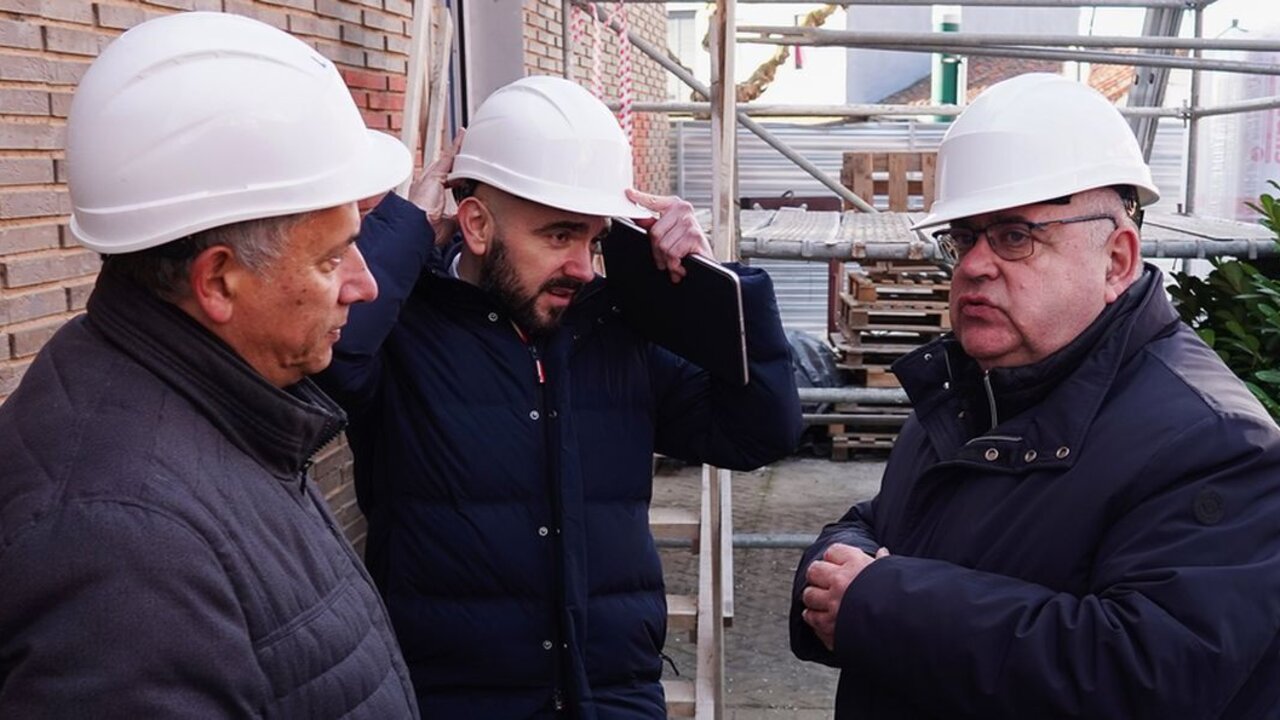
[[563, 239, 596, 283], [339, 245, 379, 304], [956, 232, 1000, 279]]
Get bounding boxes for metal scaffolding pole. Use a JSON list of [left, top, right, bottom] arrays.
[[639, 0, 1210, 6], [738, 238, 1280, 261], [1185, 6, 1204, 215], [738, 27, 1280, 53], [738, 33, 1280, 76], [612, 101, 1181, 118]]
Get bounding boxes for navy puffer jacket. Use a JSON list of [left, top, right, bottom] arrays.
[[319, 194, 802, 719], [791, 266, 1280, 719]]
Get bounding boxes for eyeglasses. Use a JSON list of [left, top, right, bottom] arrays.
[[932, 213, 1118, 263]]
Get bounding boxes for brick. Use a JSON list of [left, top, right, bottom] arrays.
[[1, 251, 100, 289], [0, 359, 33, 396], [259, 0, 314, 10], [0, 122, 64, 151], [66, 278, 94, 311], [0, 158, 54, 186], [348, 88, 368, 107], [44, 25, 113, 57], [359, 108, 388, 129], [0, 224, 59, 254], [9, 316, 68, 358], [367, 90, 403, 111], [388, 111, 401, 131], [0, 89, 50, 116], [144, 0, 195, 9], [58, 224, 78, 248], [316, 0, 360, 23], [0, 332, 7, 361], [288, 13, 340, 40], [383, 0, 410, 17], [0, 18, 42, 50], [0, 189, 71, 219], [364, 50, 404, 74], [339, 23, 382, 50], [95, 3, 152, 29], [53, 158, 67, 183], [387, 73, 405, 92], [222, 0, 288, 30], [340, 67, 385, 90], [316, 40, 363, 68], [0, 286, 66, 324], [0, 0, 42, 15], [49, 91, 72, 117], [362, 8, 403, 34], [385, 33, 409, 55], [38, 0, 93, 23]]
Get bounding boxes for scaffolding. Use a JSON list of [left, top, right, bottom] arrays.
[[557, 2, 1280, 717]]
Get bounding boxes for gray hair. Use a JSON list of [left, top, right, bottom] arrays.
[[102, 212, 311, 302]]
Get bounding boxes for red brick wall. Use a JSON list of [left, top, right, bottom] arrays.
[[521, 0, 670, 195]]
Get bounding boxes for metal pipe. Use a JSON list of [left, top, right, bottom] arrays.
[[571, 0, 878, 213], [804, 414, 909, 426], [637, 0, 1208, 6], [798, 387, 912, 405], [656, 533, 822, 550], [738, 27, 1280, 53], [1193, 95, 1280, 119], [740, 36, 1280, 76], [739, 238, 1280, 260], [609, 101, 1179, 118], [1184, 6, 1203, 215]]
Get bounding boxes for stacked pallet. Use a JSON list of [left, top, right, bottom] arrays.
[[828, 261, 951, 458]]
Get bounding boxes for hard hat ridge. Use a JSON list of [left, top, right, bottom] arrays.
[[913, 73, 1159, 230], [68, 11, 412, 254], [448, 75, 655, 219]]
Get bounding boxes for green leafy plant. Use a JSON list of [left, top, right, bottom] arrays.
[[1169, 180, 1280, 420]]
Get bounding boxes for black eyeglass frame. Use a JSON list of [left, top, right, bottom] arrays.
[[932, 212, 1118, 264]]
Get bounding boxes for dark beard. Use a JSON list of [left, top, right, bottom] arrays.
[[478, 235, 583, 337]]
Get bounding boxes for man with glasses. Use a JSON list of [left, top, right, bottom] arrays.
[[791, 73, 1280, 718]]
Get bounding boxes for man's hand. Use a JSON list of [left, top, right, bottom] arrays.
[[408, 130, 464, 245], [801, 544, 890, 652], [624, 189, 715, 284]]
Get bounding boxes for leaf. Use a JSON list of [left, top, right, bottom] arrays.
[[1253, 369, 1280, 385]]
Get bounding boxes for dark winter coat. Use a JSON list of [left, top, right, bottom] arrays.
[[791, 266, 1280, 719], [318, 193, 802, 719], [0, 268, 419, 719]]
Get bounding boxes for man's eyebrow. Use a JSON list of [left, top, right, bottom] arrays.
[[534, 220, 591, 235]]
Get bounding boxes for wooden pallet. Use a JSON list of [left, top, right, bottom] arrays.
[[830, 432, 898, 460]]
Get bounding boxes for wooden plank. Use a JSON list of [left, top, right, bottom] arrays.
[[663, 679, 696, 718], [650, 507, 699, 548], [667, 593, 697, 633], [421, 5, 454, 167], [395, 0, 433, 197], [719, 467, 734, 627], [887, 153, 909, 212], [695, 463, 725, 719], [921, 152, 937, 209]]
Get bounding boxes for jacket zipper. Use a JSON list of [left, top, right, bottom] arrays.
[[982, 371, 999, 430], [514, 323, 570, 714]]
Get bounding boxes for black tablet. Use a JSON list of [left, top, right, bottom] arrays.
[[601, 218, 749, 386]]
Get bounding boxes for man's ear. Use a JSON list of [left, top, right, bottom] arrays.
[[456, 196, 493, 258], [185, 245, 244, 324], [1104, 223, 1141, 303]]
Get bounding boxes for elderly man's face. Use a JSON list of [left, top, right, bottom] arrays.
[[228, 203, 376, 386], [947, 193, 1129, 369]]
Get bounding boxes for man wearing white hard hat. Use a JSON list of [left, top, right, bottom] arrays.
[[316, 75, 802, 718], [790, 72, 1280, 718], [0, 13, 419, 717]]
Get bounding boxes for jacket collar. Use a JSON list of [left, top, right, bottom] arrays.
[[892, 264, 1179, 469], [86, 266, 346, 479]]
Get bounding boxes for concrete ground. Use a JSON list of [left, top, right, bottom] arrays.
[[654, 454, 887, 719]]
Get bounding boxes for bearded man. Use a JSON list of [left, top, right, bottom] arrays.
[[315, 75, 801, 719]]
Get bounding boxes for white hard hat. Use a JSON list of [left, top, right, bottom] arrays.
[[912, 73, 1160, 230], [448, 75, 653, 218], [68, 12, 411, 254]]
